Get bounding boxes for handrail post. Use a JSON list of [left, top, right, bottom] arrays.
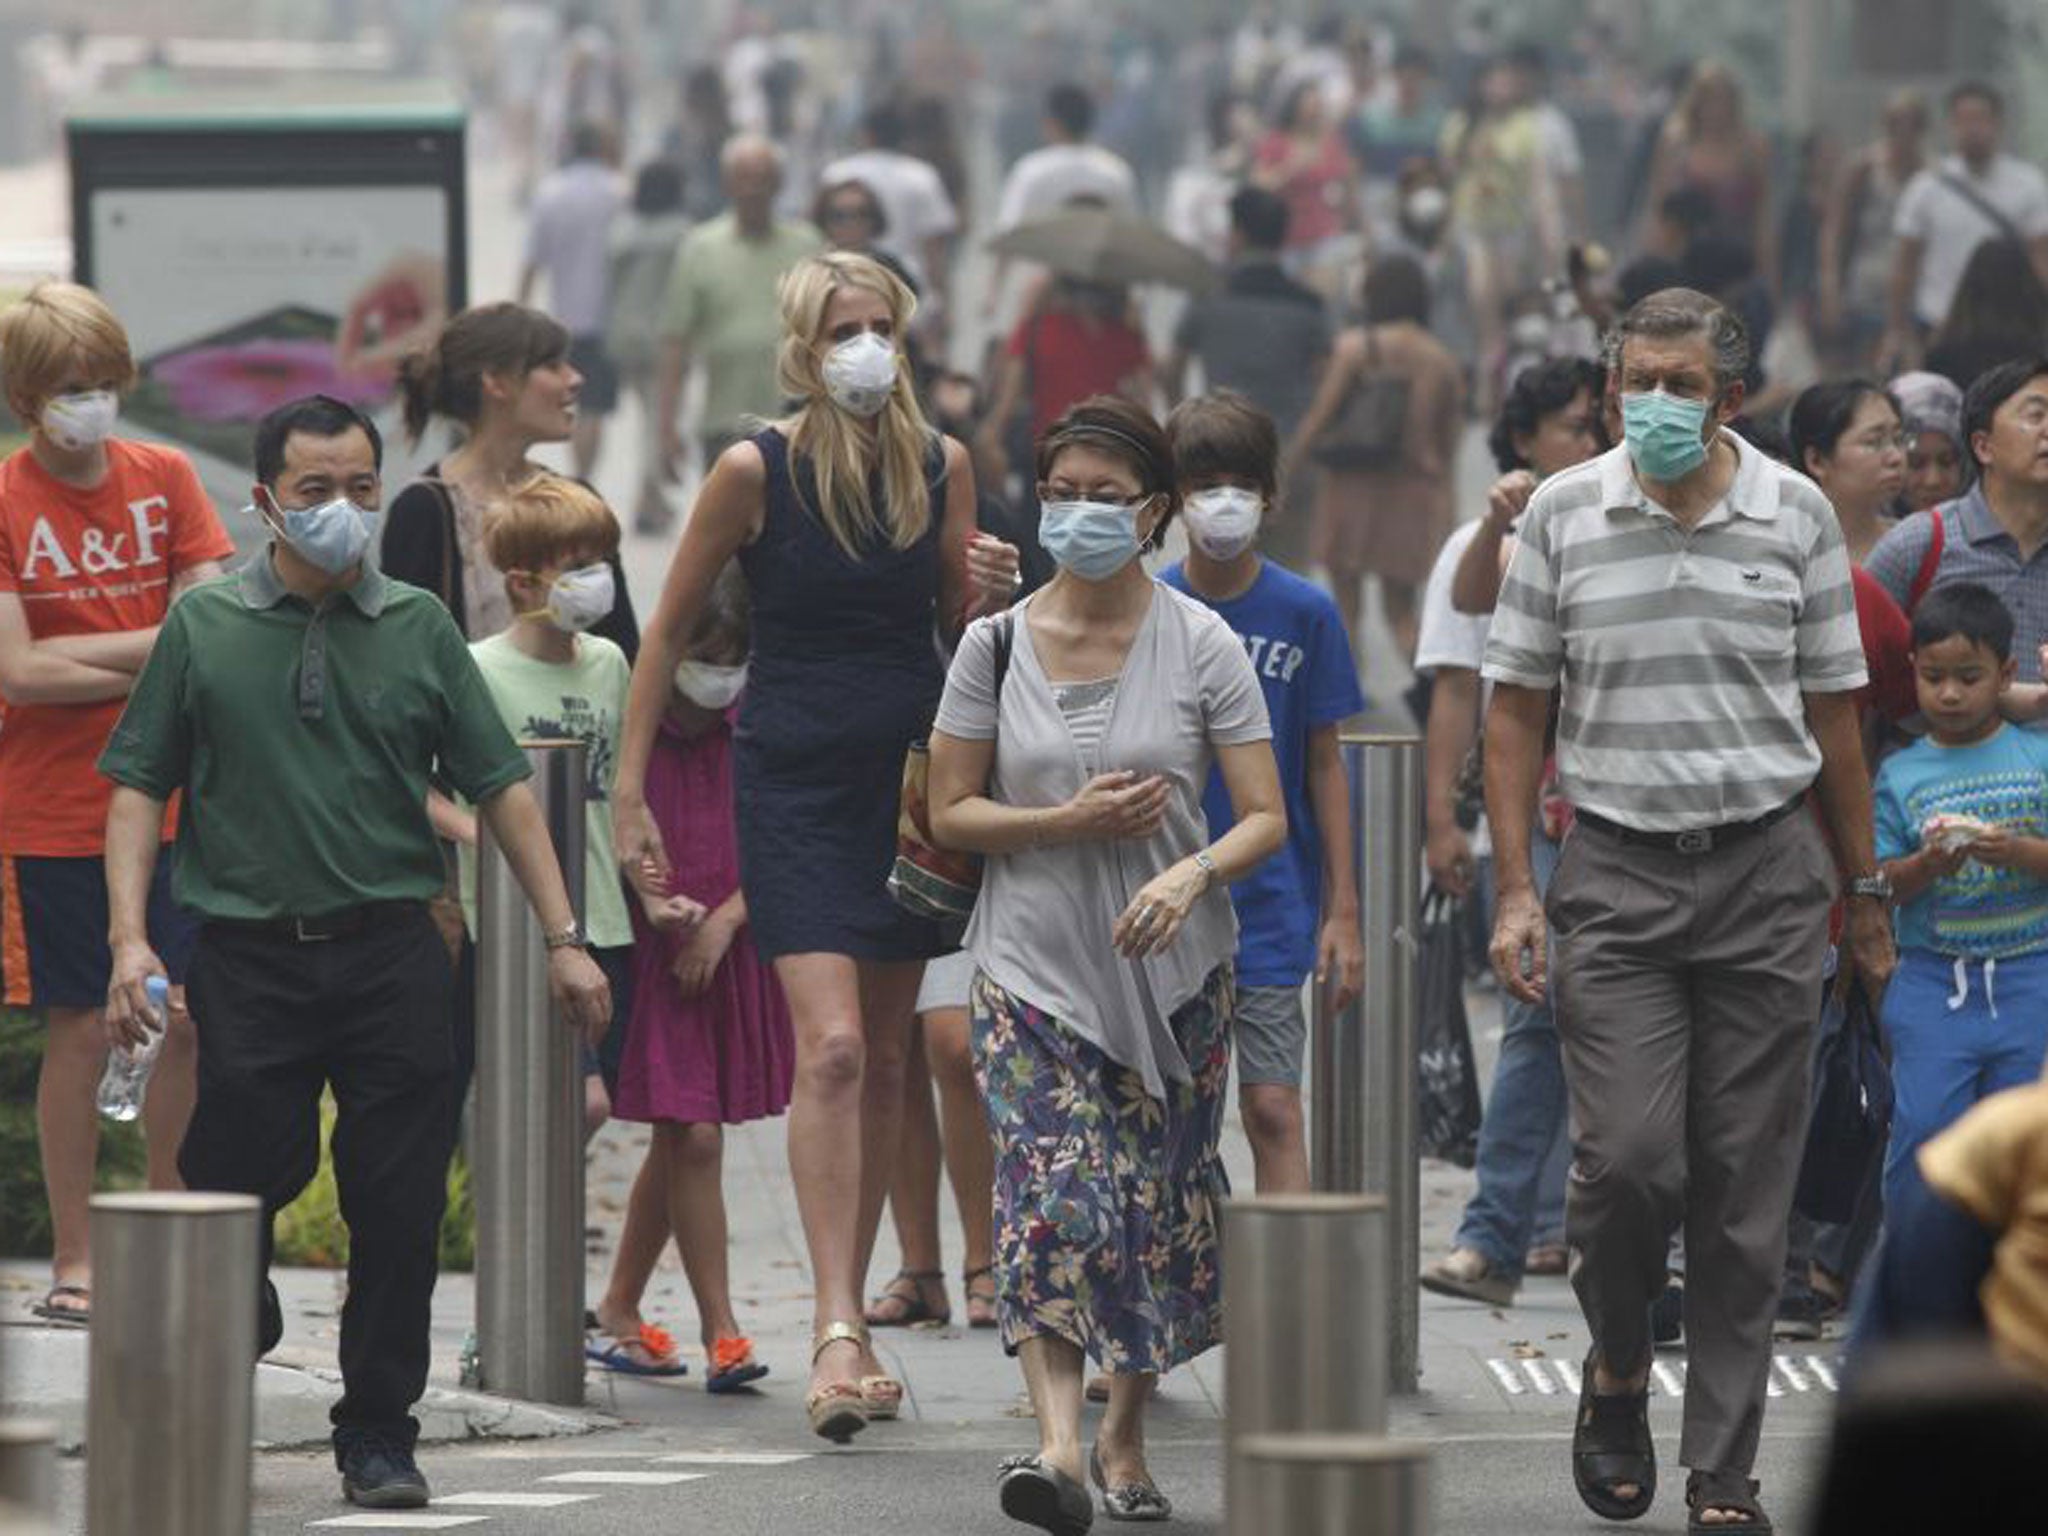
[[474, 739, 588, 1404], [1312, 734, 1422, 1394], [86, 1191, 262, 1535]]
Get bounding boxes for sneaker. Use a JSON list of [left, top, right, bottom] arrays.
[[1650, 1281, 1684, 1348], [1773, 1279, 1830, 1342], [1419, 1247, 1517, 1306], [336, 1432, 429, 1509]]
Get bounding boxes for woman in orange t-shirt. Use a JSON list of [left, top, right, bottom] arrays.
[[0, 282, 232, 1325]]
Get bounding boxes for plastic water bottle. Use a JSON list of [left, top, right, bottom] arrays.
[[96, 975, 170, 1123]]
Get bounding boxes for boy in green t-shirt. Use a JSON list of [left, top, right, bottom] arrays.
[[443, 476, 702, 1155]]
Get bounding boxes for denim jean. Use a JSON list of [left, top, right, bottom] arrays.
[[1453, 829, 1568, 1275]]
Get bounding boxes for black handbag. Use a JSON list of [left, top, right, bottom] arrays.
[[1311, 327, 1411, 471], [1417, 885, 1484, 1167], [1794, 978, 1894, 1224]]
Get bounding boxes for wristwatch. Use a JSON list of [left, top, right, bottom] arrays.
[[1193, 850, 1219, 886], [1847, 872, 1893, 904], [543, 921, 589, 951]]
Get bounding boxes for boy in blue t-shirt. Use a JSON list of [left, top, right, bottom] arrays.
[[1162, 390, 1367, 1192], [1874, 581, 2048, 1213]]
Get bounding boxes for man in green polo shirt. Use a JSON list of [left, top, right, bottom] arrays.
[[97, 394, 610, 1513]]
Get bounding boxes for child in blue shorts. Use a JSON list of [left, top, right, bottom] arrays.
[[1874, 581, 2048, 1212]]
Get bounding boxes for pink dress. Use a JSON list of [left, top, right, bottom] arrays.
[[613, 712, 795, 1125]]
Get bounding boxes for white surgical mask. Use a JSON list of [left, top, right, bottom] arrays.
[[1402, 185, 1449, 231], [41, 389, 119, 451], [260, 491, 377, 576], [821, 331, 899, 417], [1181, 486, 1263, 561], [674, 658, 748, 709], [530, 562, 616, 632]]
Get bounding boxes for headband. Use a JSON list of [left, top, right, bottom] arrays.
[[1045, 420, 1160, 467]]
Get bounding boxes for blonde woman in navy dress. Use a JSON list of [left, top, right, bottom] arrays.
[[614, 251, 1018, 1442]]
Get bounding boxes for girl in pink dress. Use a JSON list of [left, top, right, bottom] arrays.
[[597, 573, 796, 1391]]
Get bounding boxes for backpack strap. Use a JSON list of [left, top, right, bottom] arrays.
[[1907, 506, 1946, 614]]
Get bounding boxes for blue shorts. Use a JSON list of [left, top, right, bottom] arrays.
[[1, 851, 199, 1011]]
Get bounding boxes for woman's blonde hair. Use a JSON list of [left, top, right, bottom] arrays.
[[773, 252, 936, 558], [0, 282, 136, 416], [1676, 62, 1745, 142]]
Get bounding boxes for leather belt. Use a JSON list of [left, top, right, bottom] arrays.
[[208, 900, 424, 944], [1573, 796, 1806, 856]]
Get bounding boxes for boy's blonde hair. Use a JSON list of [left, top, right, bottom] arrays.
[[0, 282, 137, 416], [483, 472, 621, 575]]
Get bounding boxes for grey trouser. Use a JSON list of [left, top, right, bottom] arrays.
[[1546, 807, 1832, 1475]]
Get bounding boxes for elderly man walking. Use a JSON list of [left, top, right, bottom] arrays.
[[1483, 288, 1896, 1534]]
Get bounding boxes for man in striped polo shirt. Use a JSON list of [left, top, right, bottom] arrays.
[[1482, 288, 1896, 1532]]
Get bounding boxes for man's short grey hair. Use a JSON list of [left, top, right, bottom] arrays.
[[1601, 287, 1750, 395], [720, 132, 786, 178]]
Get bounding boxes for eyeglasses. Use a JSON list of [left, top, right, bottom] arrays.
[[1039, 483, 1153, 507]]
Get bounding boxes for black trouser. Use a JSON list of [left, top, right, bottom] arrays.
[[179, 904, 456, 1447]]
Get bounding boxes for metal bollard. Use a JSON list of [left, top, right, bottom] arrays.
[[474, 739, 588, 1405], [0, 1421, 56, 1524], [1223, 1196, 1388, 1534], [1232, 1433, 1432, 1536], [1311, 734, 1422, 1393], [86, 1191, 261, 1536]]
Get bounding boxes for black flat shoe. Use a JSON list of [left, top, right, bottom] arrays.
[[1090, 1446, 1171, 1522], [998, 1454, 1094, 1535], [1573, 1348, 1656, 1521]]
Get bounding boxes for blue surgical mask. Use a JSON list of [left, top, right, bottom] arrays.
[[262, 491, 376, 575], [1620, 390, 1712, 482], [1038, 498, 1146, 581]]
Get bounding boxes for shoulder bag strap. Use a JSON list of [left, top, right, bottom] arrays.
[[1907, 506, 1946, 614], [1937, 169, 2025, 246], [991, 610, 1016, 700], [424, 477, 460, 611]]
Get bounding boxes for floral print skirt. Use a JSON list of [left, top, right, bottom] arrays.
[[969, 965, 1234, 1375]]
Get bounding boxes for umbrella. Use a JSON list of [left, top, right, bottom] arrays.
[[986, 206, 1219, 294]]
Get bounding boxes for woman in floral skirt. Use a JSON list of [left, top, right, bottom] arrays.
[[928, 396, 1286, 1532]]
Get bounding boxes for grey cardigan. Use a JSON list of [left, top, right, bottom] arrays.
[[934, 582, 1271, 1098]]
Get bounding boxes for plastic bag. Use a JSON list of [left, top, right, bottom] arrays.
[[1417, 885, 1483, 1167], [1794, 978, 1893, 1224]]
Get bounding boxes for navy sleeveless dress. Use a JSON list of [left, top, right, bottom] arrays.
[[733, 427, 951, 962]]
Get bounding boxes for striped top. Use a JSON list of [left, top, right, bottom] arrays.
[[1482, 437, 1867, 831], [1865, 486, 2048, 684]]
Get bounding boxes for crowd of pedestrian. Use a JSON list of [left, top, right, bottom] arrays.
[[10, 4, 2048, 1531]]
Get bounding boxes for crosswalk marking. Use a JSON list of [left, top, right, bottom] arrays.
[[652, 1452, 814, 1466], [307, 1518, 491, 1531], [538, 1470, 709, 1486], [1483, 1355, 1843, 1404], [434, 1493, 602, 1508]]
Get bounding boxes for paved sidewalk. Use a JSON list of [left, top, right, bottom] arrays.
[[4, 1013, 1848, 1534]]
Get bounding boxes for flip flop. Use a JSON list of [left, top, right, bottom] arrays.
[[706, 1335, 769, 1394], [31, 1284, 90, 1327], [585, 1322, 688, 1377]]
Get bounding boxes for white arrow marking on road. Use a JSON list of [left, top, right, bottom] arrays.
[[1520, 1359, 1559, 1394], [540, 1471, 709, 1485], [1651, 1361, 1684, 1398]]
